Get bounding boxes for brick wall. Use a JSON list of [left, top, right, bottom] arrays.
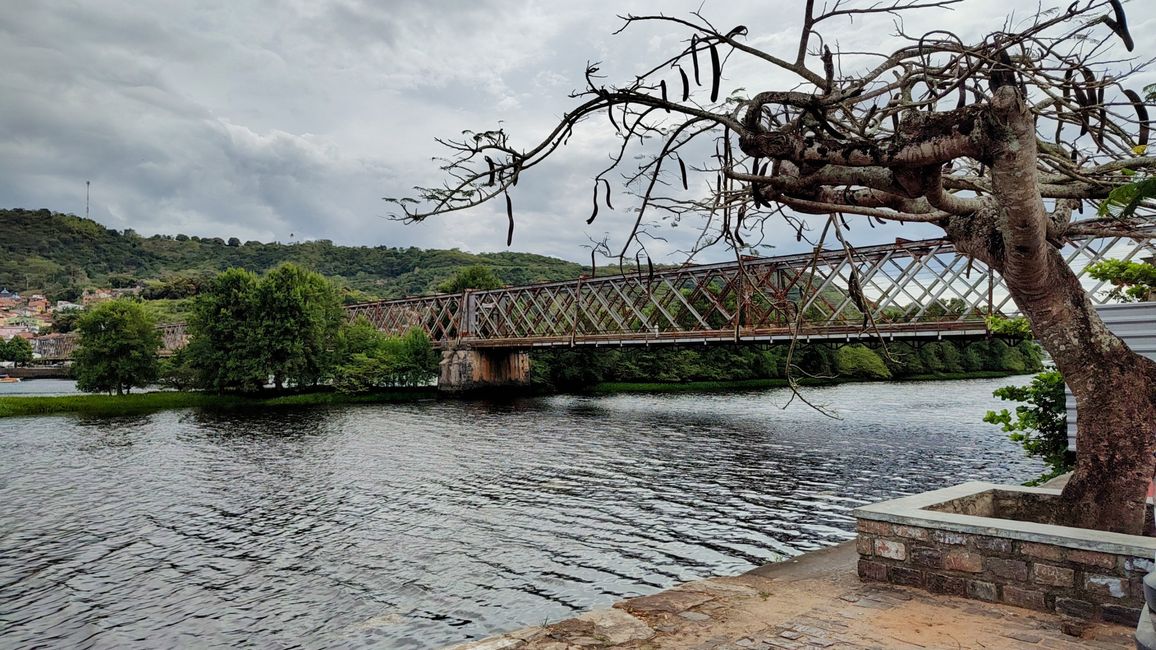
[[856, 518, 1148, 626]]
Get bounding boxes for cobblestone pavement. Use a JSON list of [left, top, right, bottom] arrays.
[[447, 543, 1132, 650]]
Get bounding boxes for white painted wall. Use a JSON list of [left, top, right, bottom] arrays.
[[1066, 302, 1156, 450]]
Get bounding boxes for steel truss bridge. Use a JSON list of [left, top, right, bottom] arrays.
[[346, 231, 1155, 349], [30, 230, 1156, 361]]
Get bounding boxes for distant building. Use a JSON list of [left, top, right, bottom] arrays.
[[27, 295, 48, 314], [0, 289, 20, 308], [54, 301, 82, 312], [81, 289, 114, 306]]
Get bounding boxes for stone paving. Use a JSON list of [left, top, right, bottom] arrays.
[[447, 542, 1133, 650]]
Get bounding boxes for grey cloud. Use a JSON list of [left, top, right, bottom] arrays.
[[2, 1, 1153, 265]]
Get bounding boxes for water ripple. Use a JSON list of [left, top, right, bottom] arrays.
[[0, 377, 1043, 648]]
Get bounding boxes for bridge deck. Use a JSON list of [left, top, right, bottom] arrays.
[[29, 226, 1156, 360]]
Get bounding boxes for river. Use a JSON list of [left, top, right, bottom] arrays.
[[0, 376, 1043, 649]]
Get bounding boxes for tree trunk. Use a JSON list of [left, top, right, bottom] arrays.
[[1004, 246, 1156, 534], [945, 86, 1156, 535]]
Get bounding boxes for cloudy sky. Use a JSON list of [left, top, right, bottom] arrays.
[[2, 0, 1152, 264]]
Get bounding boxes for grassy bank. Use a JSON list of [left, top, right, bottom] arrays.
[[588, 370, 1021, 395], [0, 388, 437, 418]]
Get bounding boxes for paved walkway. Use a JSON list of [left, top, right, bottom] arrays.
[[448, 542, 1132, 649]]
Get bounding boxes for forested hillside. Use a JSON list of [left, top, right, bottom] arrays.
[[0, 209, 584, 300]]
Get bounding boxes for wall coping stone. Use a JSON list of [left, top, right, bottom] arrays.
[[853, 482, 1156, 557]]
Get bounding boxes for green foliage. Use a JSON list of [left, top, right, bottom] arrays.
[[73, 300, 162, 395], [435, 265, 506, 293], [1097, 177, 1156, 219], [530, 339, 1040, 390], [1086, 258, 1156, 302], [50, 307, 83, 333], [835, 345, 891, 379], [984, 369, 1074, 481], [0, 209, 582, 301], [187, 268, 266, 392], [186, 265, 344, 392], [157, 347, 198, 391], [0, 337, 33, 364], [332, 326, 439, 393], [257, 263, 344, 389], [986, 315, 1034, 340], [0, 388, 435, 418]]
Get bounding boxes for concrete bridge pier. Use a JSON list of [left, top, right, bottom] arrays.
[[438, 348, 530, 393]]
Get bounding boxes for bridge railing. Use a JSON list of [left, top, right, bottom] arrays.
[[29, 227, 1156, 358]]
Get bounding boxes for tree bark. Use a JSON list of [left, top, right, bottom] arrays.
[[941, 87, 1156, 535], [1014, 248, 1156, 534]]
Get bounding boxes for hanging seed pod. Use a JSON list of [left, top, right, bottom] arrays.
[[608, 107, 619, 133], [587, 183, 599, 224], [647, 257, 655, 285], [505, 192, 514, 246], [678, 156, 689, 190], [709, 41, 721, 103], [660, 80, 670, 112], [484, 156, 496, 186], [601, 178, 614, 210], [679, 66, 690, 102], [1124, 89, 1150, 147], [1105, 0, 1134, 51], [690, 35, 701, 86], [822, 46, 834, 91]]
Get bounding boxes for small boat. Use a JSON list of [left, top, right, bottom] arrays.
[[0, 375, 21, 383]]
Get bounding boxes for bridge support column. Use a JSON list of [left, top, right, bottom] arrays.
[[438, 348, 530, 393]]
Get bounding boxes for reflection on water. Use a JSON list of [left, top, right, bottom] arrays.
[[0, 377, 1042, 648], [0, 377, 81, 396]]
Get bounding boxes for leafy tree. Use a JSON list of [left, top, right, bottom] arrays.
[[187, 268, 266, 393], [186, 264, 344, 392], [835, 345, 890, 380], [73, 300, 162, 395], [985, 370, 1074, 483], [986, 316, 1034, 340], [157, 347, 198, 391], [257, 263, 344, 389], [227, 237, 241, 247], [436, 265, 505, 293], [49, 308, 83, 333], [1, 337, 33, 365], [332, 327, 439, 392], [1086, 259, 1156, 303]]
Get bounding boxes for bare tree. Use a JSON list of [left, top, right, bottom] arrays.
[[391, 0, 1156, 534]]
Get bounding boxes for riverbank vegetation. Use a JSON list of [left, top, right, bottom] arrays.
[[529, 339, 1043, 392], [73, 264, 440, 397], [0, 337, 33, 364], [0, 388, 437, 418]]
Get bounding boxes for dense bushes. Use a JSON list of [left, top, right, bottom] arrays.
[[530, 338, 1042, 390]]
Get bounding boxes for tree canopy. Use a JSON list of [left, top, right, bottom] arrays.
[[73, 300, 162, 395]]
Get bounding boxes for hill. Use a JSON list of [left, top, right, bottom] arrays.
[[0, 208, 585, 301]]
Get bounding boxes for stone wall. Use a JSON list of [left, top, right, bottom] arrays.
[[856, 518, 1148, 626]]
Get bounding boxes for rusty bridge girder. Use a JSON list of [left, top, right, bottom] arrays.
[[346, 230, 1156, 350], [30, 229, 1156, 360]]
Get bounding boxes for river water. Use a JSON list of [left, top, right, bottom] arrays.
[[0, 377, 1042, 649]]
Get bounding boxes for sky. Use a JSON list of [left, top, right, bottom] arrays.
[[2, 0, 1153, 264]]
